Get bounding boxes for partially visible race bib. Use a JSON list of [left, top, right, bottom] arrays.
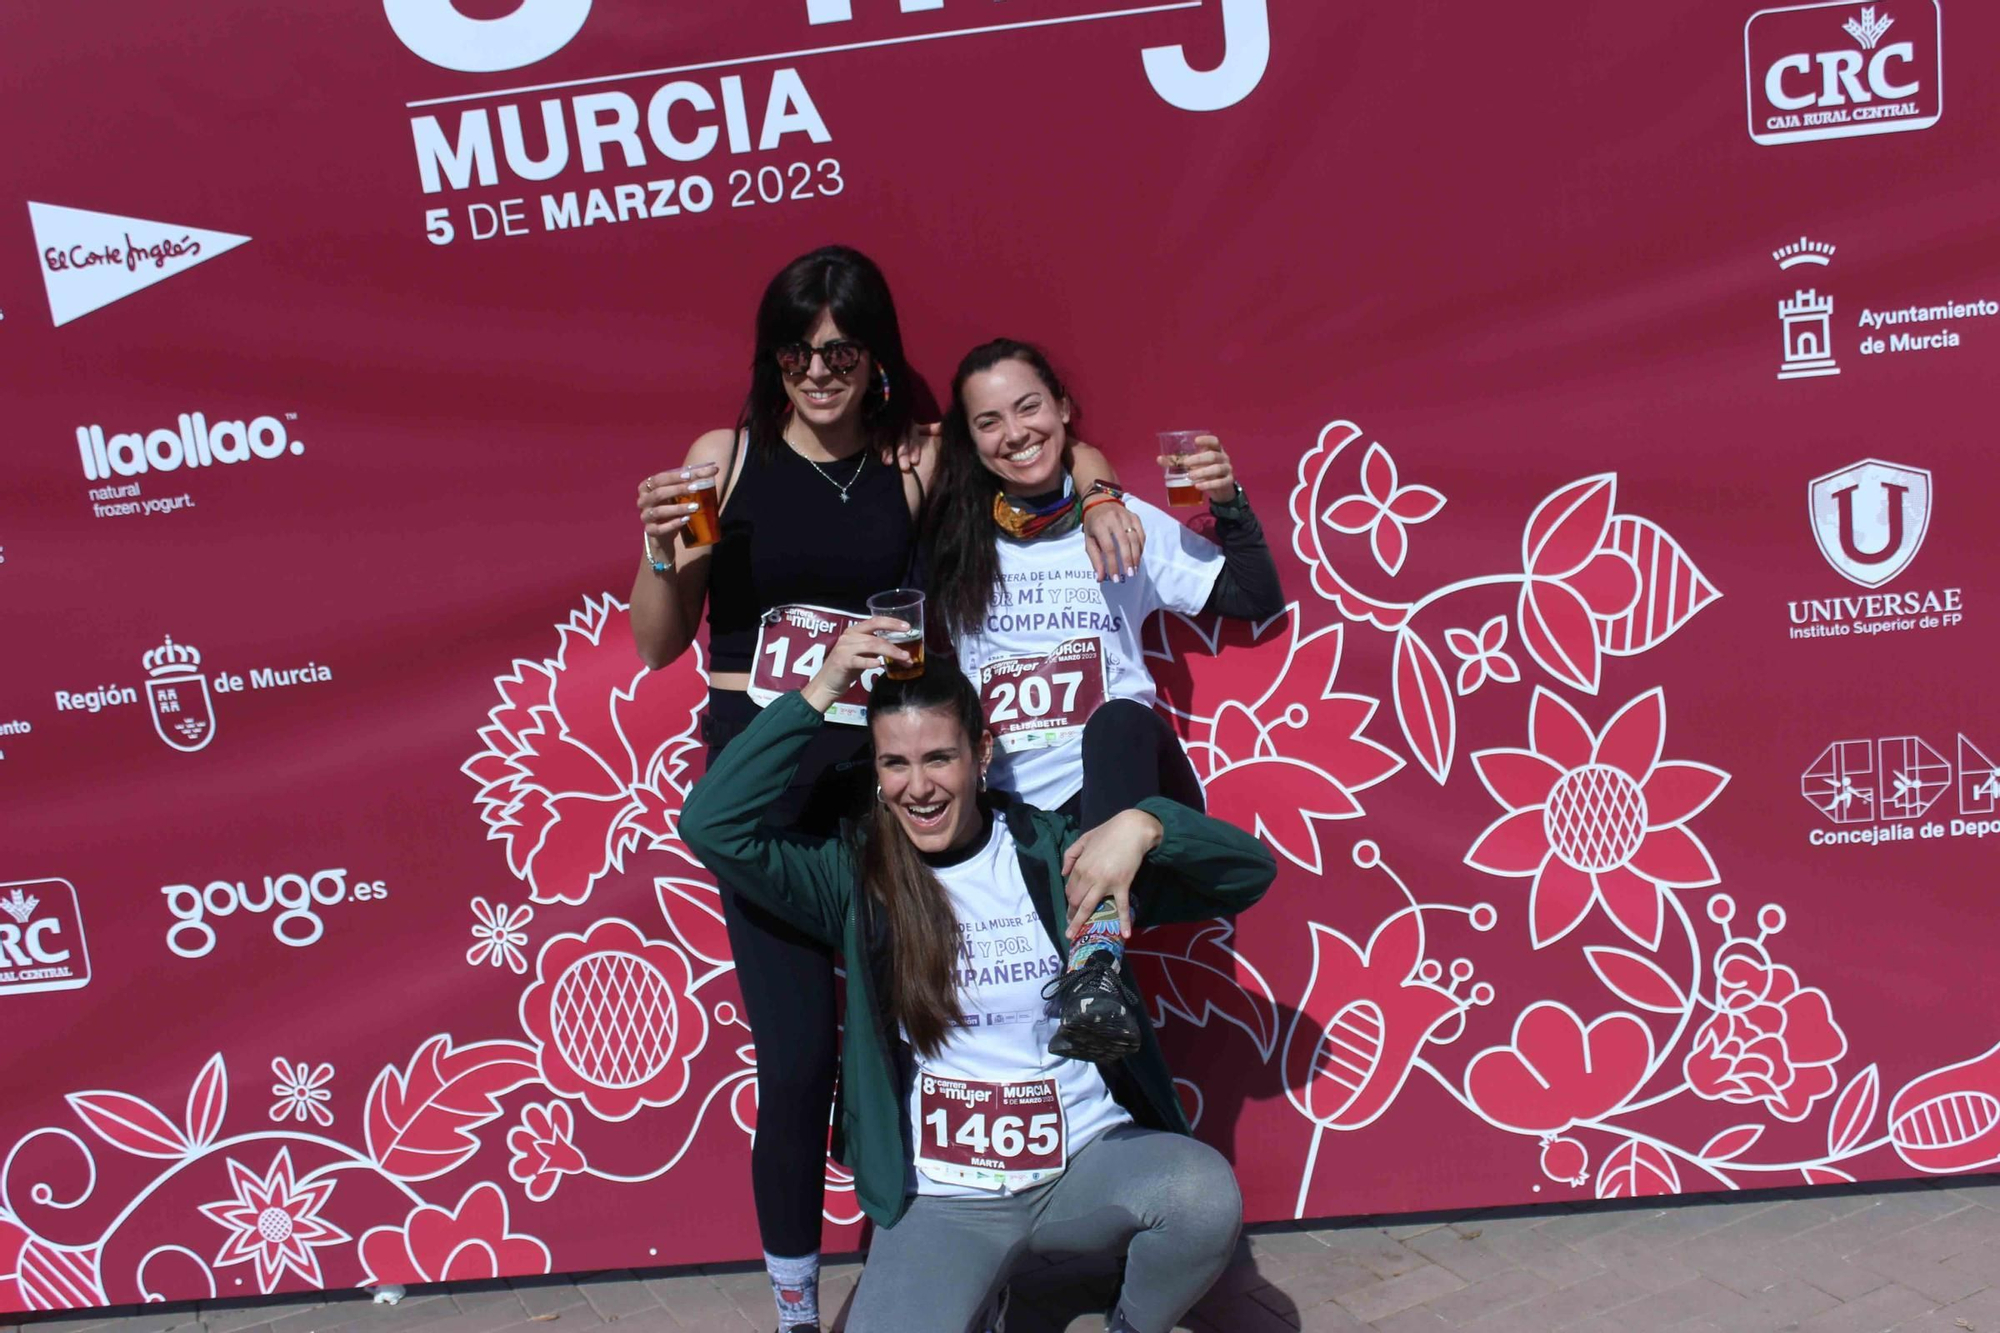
[[915, 1074, 1066, 1192], [978, 638, 1107, 753], [748, 604, 881, 725]]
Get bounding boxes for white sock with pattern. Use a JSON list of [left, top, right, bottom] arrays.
[[764, 1250, 820, 1331]]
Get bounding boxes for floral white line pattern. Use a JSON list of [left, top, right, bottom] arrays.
[[267, 1060, 334, 1128], [467, 897, 534, 974], [196, 1148, 350, 1294]]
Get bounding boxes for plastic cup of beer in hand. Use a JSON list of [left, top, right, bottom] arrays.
[[673, 477, 721, 547], [1159, 431, 1208, 508], [868, 589, 926, 680]]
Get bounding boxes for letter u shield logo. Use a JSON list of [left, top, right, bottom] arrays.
[[146, 669, 217, 752], [1808, 459, 1932, 588]]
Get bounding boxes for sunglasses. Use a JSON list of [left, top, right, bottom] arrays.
[[774, 338, 867, 377]]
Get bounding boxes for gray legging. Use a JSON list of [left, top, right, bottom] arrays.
[[846, 1124, 1243, 1333]]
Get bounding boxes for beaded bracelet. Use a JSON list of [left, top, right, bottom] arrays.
[[644, 531, 673, 574]]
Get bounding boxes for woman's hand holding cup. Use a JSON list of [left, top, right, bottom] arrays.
[[1156, 434, 1237, 504], [637, 462, 722, 552], [802, 616, 914, 714]]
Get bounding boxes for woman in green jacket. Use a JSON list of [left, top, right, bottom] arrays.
[[679, 620, 1276, 1333]]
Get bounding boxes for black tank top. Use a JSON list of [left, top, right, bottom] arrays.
[[706, 437, 915, 674]]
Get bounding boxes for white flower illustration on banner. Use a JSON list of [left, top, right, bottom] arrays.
[[467, 897, 534, 974], [1445, 616, 1520, 696], [196, 1148, 350, 1294], [507, 1102, 586, 1202], [462, 596, 708, 906], [1465, 688, 1729, 950], [267, 1059, 334, 1127], [1320, 442, 1445, 577]]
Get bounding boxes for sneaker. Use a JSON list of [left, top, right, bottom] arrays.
[[1044, 952, 1143, 1061]]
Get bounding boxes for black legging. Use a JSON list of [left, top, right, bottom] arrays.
[[702, 688, 869, 1258], [1068, 698, 1207, 830]]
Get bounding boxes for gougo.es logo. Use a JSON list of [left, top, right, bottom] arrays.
[[162, 868, 389, 958], [381, 0, 1271, 113]]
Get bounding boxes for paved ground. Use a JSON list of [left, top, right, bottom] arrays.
[[14, 1175, 2000, 1333]]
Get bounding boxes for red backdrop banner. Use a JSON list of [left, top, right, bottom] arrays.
[[3, 0, 1997, 1312]]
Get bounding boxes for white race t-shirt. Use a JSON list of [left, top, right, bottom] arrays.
[[954, 496, 1223, 809], [905, 818, 1130, 1197]]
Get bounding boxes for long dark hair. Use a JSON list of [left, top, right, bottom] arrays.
[[855, 663, 988, 1058], [738, 245, 915, 461], [924, 338, 1077, 638]]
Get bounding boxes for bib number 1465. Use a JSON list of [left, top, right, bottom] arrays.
[[923, 1107, 1060, 1158]]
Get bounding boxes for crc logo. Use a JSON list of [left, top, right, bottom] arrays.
[[1746, 1, 1942, 145], [161, 868, 389, 959], [0, 879, 92, 996], [383, 0, 1269, 113], [1808, 459, 1931, 588], [1803, 733, 1997, 824]]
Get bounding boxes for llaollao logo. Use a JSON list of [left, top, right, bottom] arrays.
[[1808, 459, 1931, 588]]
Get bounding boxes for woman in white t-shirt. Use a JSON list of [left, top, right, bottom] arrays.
[[922, 339, 1285, 1059], [679, 637, 1275, 1333]]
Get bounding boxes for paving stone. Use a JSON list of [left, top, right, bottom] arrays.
[[199, 1304, 326, 1333], [1459, 1271, 1646, 1333], [1769, 1238, 1899, 1301], [1362, 1308, 1447, 1333], [1330, 1262, 1465, 1324], [1299, 1229, 1426, 1280], [1185, 1293, 1299, 1331], [1479, 1226, 1610, 1287], [1614, 1277, 1751, 1327], [1406, 1227, 1525, 1283], [570, 1276, 656, 1325], [1424, 1269, 1557, 1325], [1248, 1226, 1340, 1258], [1793, 1281, 1935, 1332], [504, 1281, 587, 1320]]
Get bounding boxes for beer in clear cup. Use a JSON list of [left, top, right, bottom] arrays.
[[868, 589, 926, 681], [1159, 430, 1208, 508], [673, 477, 721, 547]]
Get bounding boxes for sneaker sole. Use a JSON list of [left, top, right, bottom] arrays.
[[1049, 1013, 1143, 1062]]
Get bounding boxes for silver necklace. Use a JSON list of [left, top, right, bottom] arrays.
[[799, 444, 869, 503]]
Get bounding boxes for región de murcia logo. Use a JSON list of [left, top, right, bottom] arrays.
[[53, 635, 336, 751], [145, 636, 217, 752]]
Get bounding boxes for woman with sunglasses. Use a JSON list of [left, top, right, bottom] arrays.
[[627, 249, 1140, 1333], [679, 634, 1273, 1333], [924, 339, 1285, 1061]]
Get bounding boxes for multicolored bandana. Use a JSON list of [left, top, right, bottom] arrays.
[[993, 479, 1081, 541]]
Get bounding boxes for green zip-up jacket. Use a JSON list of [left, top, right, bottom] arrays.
[[678, 689, 1277, 1228]]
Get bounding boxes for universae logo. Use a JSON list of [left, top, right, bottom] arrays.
[[1807, 459, 1931, 588], [1745, 1, 1942, 145]]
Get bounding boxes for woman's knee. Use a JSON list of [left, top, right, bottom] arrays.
[[1083, 698, 1158, 747], [1158, 1140, 1243, 1247]]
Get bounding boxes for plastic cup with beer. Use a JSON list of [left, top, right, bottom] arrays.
[[672, 475, 722, 548], [867, 589, 926, 680], [1158, 431, 1209, 508]]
